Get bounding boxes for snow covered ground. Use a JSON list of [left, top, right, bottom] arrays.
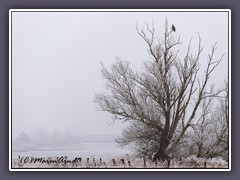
[[12, 155, 228, 169], [11, 142, 228, 169]]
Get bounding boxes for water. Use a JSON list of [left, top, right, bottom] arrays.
[[12, 142, 131, 161]]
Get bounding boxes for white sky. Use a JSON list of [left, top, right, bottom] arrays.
[[11, 10, 229, 139]]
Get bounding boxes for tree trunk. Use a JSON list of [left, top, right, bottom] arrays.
[[153, 147, 171, 162]]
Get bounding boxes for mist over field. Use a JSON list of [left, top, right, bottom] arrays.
[[12, 129, 128, 154]]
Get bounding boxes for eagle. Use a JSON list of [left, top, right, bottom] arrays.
[[172, 24, 176, 32]]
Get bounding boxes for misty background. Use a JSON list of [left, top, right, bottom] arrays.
[[11, 11, 228, 151]]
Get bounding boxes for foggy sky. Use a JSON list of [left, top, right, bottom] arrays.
[[11, 10, 229, 139]]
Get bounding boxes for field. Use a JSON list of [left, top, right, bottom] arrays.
[[12, 156, 228, 169], [11, 143, 228, 169]]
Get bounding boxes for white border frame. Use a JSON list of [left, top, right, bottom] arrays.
[[9, 9, 231, 171]]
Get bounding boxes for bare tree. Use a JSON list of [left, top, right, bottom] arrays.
[[186, 81, 228, 159], [95, 19, 225, 160]]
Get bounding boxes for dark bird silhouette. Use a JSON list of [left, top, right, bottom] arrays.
[[172, 24, 176, 32]]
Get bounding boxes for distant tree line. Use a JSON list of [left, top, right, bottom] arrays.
[[13, 129, 81, 150]]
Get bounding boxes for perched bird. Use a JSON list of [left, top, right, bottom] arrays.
[[172, 24, 176, 32]]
